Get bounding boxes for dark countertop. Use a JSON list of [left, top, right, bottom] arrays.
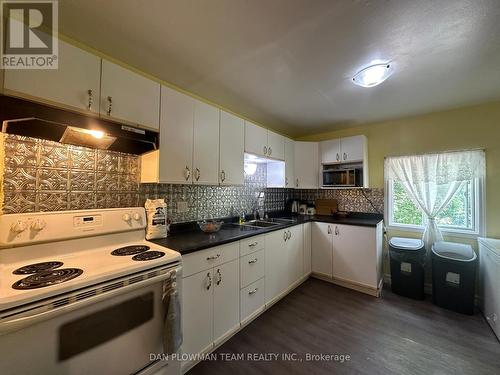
[[151, 213, 383, 255]]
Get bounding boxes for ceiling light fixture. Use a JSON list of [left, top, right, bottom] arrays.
[[352, 62, 393, 88]]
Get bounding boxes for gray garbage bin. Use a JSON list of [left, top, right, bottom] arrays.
[[432, 241, 477, 315]]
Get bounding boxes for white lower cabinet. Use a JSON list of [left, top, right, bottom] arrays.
[[303, 222, 312, 276], [240, 278, 265, 323], [213, 259, 240, 344], [311, 222, 333, 278], [265, 229, 289, 304], [311, 221, 383, 296], [287, 225, 304, 286]]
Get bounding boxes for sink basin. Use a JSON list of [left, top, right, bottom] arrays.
[[242, 220, 280, 228], [265, 218, 295, 223]]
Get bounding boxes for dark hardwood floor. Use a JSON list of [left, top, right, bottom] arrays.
[[188, 278, 500, 375]]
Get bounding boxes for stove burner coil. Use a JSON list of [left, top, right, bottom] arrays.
[[132, 251, 165, 261], [13, 261, 64, 275], [12, 268, 84, 290], [111, 245, 150, 256]]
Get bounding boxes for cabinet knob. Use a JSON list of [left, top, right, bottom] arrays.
[[87, 89, 93, 110], [106, 96, 112, 115]]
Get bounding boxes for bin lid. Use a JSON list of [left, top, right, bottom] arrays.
[[432, 241, 477, 261], [389, 237, 424, 251]]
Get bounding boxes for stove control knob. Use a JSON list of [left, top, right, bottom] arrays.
[[11, 221, 27, 233], [122, 213, 131, 222], [132, 213, 141, 221], [30, 219, 46, 231]]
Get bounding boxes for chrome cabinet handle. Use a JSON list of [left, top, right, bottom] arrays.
[[248, 241, 258, 248], [216, 269, 222, 285], [220, 170, 226, 183], [87, 89, 93, 110], [327, 225, 331, 234], [206, 254, 221, 261], [343, 152, 347, 160], [248, 258, 258, 264], [263, 146, 267, 155], [195, 168, 200, 181], [106, 96, 112, 115], [268, 147, 272, 156], [248, 288, 258, 295], [206, 272, 212, 290], [184, 166, 191, 181]]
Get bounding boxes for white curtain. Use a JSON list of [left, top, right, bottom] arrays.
[[385, 150, 485, 250]]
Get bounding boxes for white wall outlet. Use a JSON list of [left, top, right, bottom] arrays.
[[177, 201, 188, 213]]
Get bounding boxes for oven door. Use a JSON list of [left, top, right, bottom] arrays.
[[0, 264, 181, 375]]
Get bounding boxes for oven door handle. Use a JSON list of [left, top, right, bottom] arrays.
[[0, 269, 178, 336]]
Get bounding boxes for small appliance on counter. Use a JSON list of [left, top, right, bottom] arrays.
[[306, 206, 316, 215], [299, 204, 308, 215]]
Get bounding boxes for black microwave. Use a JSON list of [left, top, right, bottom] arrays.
[[322, 164, 363, 187]]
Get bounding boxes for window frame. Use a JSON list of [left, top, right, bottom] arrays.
[[385, 177, 485, 239]]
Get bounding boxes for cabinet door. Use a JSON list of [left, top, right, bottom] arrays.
[[4, 40, 101, 114], [320, 139, 341, 164], [182, 270, 213, 356], [267, 131, 285, 160], [294, 141, 319, 188], [333, 224, 377, 287], [213, 259, 240, 344], [482, 247, 499, 334], [287, 225, 304, 286], [284, 138, 295, 188], [340, 135, 365, 162], [311, 222, 333, 277], [245, 121, 267, 157], [265, 230, 287, 304], [303, 223, 312, 276], [100, 60, 160, 129], [193, 100, 220, 185], [159, 86, 194, 183], [219, 111, 245, 185]]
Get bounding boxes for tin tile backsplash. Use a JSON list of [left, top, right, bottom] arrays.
[[1, 134, 384, 222], [2, 134, 139, 213]]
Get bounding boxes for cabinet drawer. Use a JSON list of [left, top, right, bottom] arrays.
[[240, 250, 265, 288], [240, 278, 265, 323], [182, 242, 239, 277], [240, 235, 265, 257]]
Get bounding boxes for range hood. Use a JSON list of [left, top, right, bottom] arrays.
[[0, 95, 158, 154]]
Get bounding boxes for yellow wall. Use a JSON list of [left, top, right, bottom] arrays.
[[299, 101, 500, 239]]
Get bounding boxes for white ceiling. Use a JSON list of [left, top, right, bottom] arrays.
[[59, 0, 500, 137]]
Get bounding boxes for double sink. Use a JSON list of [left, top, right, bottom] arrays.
[[229, 217, 296, 230]]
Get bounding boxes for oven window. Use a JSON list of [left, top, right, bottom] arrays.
[[59, 292, 154, 361]]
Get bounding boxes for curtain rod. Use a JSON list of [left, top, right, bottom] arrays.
[[383, 148, 485, 160]]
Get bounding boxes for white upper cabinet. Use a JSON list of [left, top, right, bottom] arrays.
[[294, 141, 319, 188], [100, 60, 160, 130], [193, 101, 220, 185], [245, 121, 268, 157], [158, 85, 194, 183], [244, 121, 285, 160], [219, 111, 245, 185], [3, 40, 101, 114], [267, 131, 285, 160], [320, 135, 367, 164], [320, 139, 341, 164], [340, 135, 366, 162], [284, 138, 295, 188]]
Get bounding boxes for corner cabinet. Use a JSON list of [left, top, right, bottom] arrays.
[[100, 59, 160, 130], [3, 39, 101, 115], [311, 221, 383, 297], [294, 141, 319, 188]]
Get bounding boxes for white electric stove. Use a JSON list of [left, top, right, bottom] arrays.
[[0, 207, 182, 375]]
